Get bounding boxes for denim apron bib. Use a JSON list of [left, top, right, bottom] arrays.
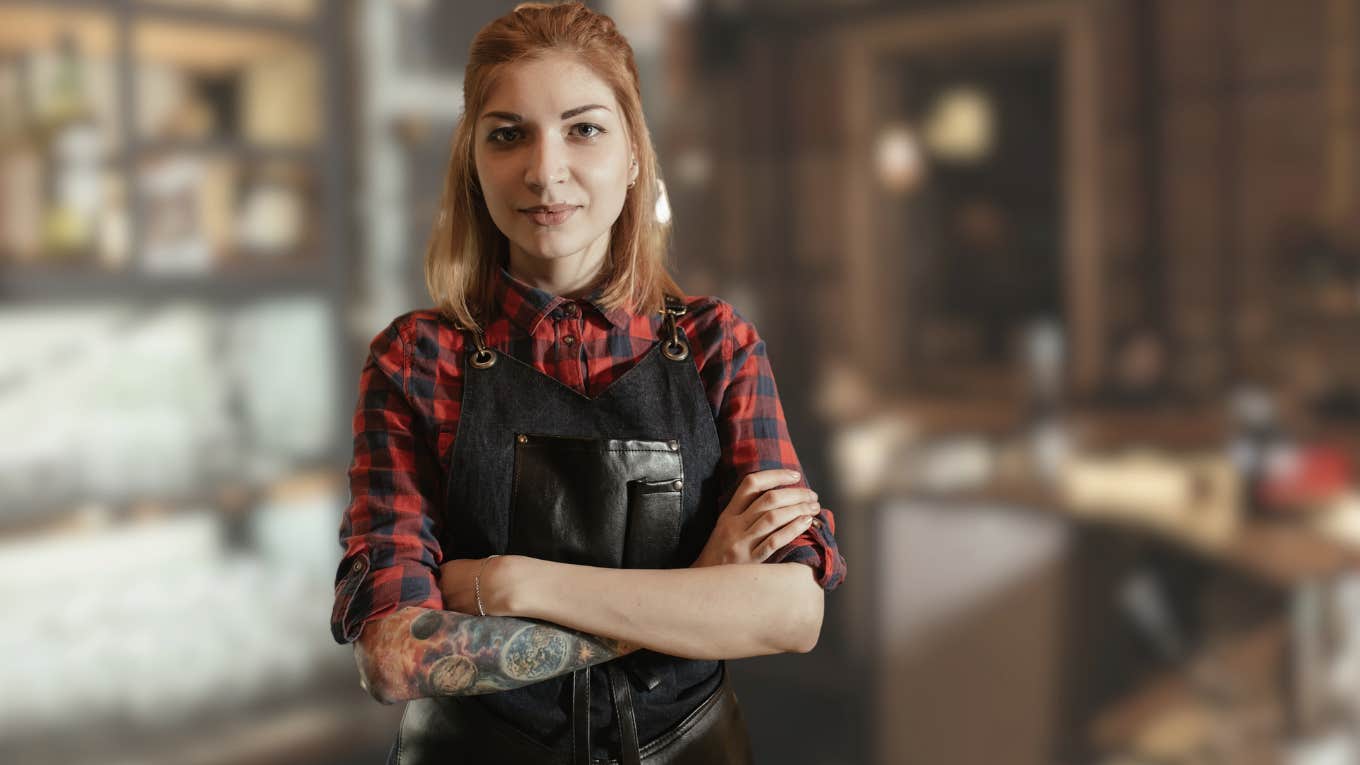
[[388, 297, 755, 765]]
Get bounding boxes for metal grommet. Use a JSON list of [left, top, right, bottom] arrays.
[[471, 348, 497, 369], [351, 559, 363, 572], [661, 339, 690, 361], [517, 434, 528, 444], [667, 440, 679, 451], [671, 480, 683, 491]]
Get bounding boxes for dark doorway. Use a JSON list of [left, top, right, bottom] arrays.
[[895, 40, 1064, 392]]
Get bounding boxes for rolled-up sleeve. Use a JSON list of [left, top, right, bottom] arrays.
[[713, 303, 847, 591], [331, 317, 445, 644]]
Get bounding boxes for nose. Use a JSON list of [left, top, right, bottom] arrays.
[[525, 133, 568, 190]]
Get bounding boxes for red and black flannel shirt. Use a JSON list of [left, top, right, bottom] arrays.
[[331, 266, 847, 644]]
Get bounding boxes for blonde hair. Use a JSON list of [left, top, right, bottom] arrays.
[[424, 1, 682, 332]]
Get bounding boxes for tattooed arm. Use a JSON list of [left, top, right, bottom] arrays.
[[353, 607, 640, 704]]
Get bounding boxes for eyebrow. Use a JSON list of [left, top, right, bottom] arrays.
[[480, 104, 611, 122]]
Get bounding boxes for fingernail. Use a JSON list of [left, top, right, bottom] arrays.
[[811, 519, 821, 528], [789, 471, 800, 480]]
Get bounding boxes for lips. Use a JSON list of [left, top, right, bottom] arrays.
[[520, 204, 579, 227]]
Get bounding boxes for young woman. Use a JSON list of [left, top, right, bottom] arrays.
[[330, 4, 846, 763]]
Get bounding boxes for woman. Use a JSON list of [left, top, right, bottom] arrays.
[[330, 3, 846, 763]]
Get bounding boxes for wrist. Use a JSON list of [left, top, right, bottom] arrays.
[[485, 554, 530, 616]]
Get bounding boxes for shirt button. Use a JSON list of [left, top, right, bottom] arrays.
[[563, 335, 576, 345]]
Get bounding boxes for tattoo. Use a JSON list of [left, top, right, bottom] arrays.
[[355, 607, 638, 702]]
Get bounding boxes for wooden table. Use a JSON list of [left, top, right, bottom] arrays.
[[923, 479, 1358, 748]]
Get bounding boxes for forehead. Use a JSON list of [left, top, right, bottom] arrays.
[[482, 51, 619, 116]]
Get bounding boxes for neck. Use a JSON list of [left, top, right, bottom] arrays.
[[507, 230, 610, 298]]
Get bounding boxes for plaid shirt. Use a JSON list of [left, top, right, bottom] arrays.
[[332, 266, 846, 644]]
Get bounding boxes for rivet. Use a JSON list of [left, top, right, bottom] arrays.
[[517, 434, 528, 444], [668, 440, 679, 451], [671, 479, 683, 491], [351, 560, 363, 572]]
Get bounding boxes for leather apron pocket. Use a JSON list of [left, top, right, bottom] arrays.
[[623, 478, 683, 569], [508, 433, 683, 570]]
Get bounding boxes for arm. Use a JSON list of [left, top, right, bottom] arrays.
[[488, 555, 824, 659], [353, 607, 640, 704], [336, 317, 643, 705], [701, 301, 847, 592], [464, 302, 836, 659]]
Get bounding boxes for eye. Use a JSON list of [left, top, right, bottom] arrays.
[[488, 126, 521, 144], [572, 123, 605, 139]]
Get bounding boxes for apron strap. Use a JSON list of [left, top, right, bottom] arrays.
[[608, 663, 643, 765], [572, 668, 591, 765], [571, 664, 644, 765]]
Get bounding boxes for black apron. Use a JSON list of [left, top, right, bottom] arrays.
[[388, 297, 755, 765]]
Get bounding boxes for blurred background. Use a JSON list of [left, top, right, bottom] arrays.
[[1, 0, 1358, 763]]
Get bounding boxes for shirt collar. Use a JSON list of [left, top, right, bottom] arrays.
[[493, 265, 632, 333]]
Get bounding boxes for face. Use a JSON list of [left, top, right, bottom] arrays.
[[473, 51, 637, 273]]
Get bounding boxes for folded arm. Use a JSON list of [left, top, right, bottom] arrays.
[[492, 556, 824, 660], [353, 607, 640, 704]]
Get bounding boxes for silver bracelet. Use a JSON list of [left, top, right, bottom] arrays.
[[475, 554, 501, 617]]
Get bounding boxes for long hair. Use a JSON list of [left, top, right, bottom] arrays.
[[424, 1, 681, 332]]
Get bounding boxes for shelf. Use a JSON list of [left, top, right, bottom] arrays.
[[0, 257, 332, 303], [0, 463, 343, 538], [130, 137, 321, 163], [134, 14, 316, 74], [1, 681, 398, 765], [136, 1, 317, 35], [0, 4, 114, 58], [0, 0, 317, 37]]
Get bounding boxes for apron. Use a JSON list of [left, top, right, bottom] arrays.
[[388, 297, 755, 765]]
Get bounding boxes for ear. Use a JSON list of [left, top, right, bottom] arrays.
[[628, 155, 639, 185]]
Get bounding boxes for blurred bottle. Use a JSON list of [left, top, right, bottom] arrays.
[[1023, 317, 1069, 482], [1226, 384, 1291, 518], [0, 53, 42, 262], [39, 31, 101, 260]]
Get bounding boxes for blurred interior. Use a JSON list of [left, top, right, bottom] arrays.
[[1, 1, 1358, 764]]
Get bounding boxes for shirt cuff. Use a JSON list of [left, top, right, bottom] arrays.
[[331, 551, 443, 644], [766, 507, 847, 591]]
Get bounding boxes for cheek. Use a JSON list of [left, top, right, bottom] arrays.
[[583, 158, 630, 203], [473, 160, 499, 203]]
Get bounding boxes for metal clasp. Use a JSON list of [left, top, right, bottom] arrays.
[[660, 297, 690, 361], [470, 327, 497, 369]]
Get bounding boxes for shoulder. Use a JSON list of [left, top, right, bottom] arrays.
[[363, 309, 472, 389], [674, 294, 762, 350], [372, 308, 471, 355]]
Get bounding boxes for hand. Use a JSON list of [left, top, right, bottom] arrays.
[[691, 469, 822, 567], [438, 555, 509, 615]]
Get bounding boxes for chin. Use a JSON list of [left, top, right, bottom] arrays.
[[518, 243, 577, 261], [518, 233, 595, 261]]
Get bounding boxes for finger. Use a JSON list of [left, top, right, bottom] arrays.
[[754, 514, 816, 561], [727, 469, 802, 515], [746, 500, 821, 536], [743, 486, 818, 518]]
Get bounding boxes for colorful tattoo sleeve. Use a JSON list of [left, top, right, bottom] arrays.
[[354, 607, 637, 703]]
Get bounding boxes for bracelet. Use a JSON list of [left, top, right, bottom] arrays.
[[475, 554, 501, 617]]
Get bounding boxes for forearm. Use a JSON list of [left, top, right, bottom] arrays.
[[353, 606, 639, 704], [503, 559, 824, 660]]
